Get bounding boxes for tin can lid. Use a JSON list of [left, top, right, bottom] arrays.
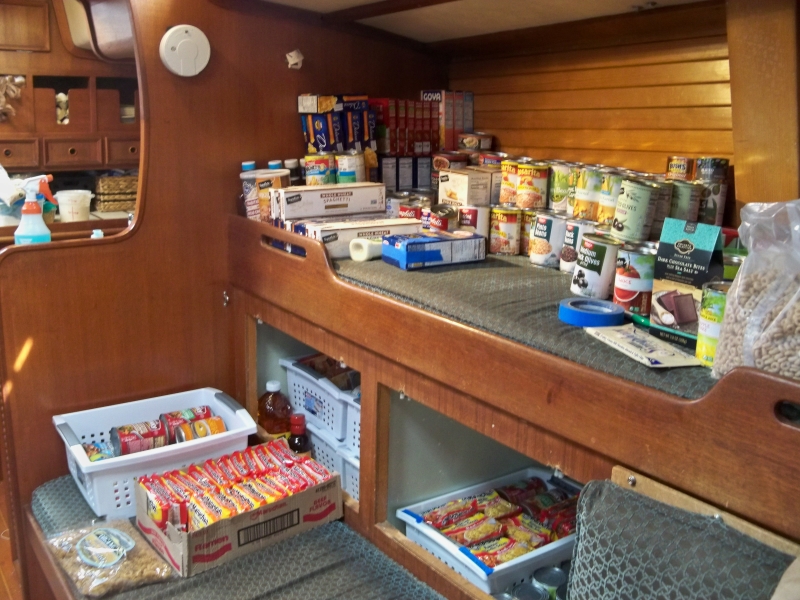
[[620, 241, 658, 255], [533, 566, 568, 587], [495, 204, 522, 212], [703, 281, 731, 293], [724, 253, 745, 265], [512, 583, 550, 600], [583, 233, 622, 246]]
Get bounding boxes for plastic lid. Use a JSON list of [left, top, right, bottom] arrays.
[[242, 161, 256, 171], [266, 380, 281, 392], [290, 413, 306, 434], [91, 229, 104, 239], [284, 159, 299, 169], [268, 160, 283, 169]]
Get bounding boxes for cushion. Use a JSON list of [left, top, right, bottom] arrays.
[[568, 480, 794, 600]]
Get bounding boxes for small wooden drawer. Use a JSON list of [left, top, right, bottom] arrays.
[[105, 138, 140, 165], [0, 139, 39, 169], [43, 139, 102, 167]]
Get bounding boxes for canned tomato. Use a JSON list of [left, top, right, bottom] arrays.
[[516, 162, 549, 210], [160, 405, 213, 443], [548, 163, 571, 214], [670, 180, 703, 221], [429, 204, 459, 232], [613, 243, 657, 316], [458, 132, 493, 150], [596, 169, 623, 226], [458, 205, 490, 238], [696, 282, 730, 367], [697, 180, 728, 226], [110, 420, 168, 456], [611, 178, 659, 242], [480, 151, 512, 166], [665, 156, 695, 181], [175, 416, 228, 443], [305, 152, 336, 185], [533, 567, 567, 599], [499, 160, 518, 204], [695, 157, 729, 183], [646, 178, 673, 241], [572, 167, 602, 221], [520, 208, 536, 255], [560, 219, 596, 273], [432, 152, 468, 172], [336, 150, 366, 183], [529, 210, 568, 268], [399, 202, 423, 220], [571, 234, 622, 299], [489, 205, 522, 255]]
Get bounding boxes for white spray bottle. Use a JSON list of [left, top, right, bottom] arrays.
[[15, 192, 51, 245]]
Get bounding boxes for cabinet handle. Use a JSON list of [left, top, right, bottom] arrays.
[[129, 146, 137, 154], [3, 149, 10, 157], [68, 147, 77, 155]]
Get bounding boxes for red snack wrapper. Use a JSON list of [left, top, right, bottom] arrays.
[[496, 477, 548, 505], [251, 476, 288, 500], [502, 513, 551, 548], [469, 537, 530, 567], [441, 513, 506, 546], [296, 456, 331, 484], [167, 470, 209, 498], [217, 455, 246, 483], [472, 491, 522, 520], [202, 459, 235, 488], [424, 498, 479, 530], [253, 445, 278, 470], [238, 480, 277, 504], [245, 447, 269, 474], [140, 478, 176, 531], [520, 489, 570, 523], [550, 507, 577, 540], [262, 466, 303, 495], [186, 464, 218, 491], [229, 451, 254, 479], [267, 438, 296, 461]]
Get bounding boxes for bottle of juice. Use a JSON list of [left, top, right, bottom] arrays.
[[288, 414, 312, 457], [257, 380, 292, 440]]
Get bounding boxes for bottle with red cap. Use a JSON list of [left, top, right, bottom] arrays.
[[288, 414, 312, 458]]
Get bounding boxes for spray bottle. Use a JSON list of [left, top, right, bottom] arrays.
[[15, 175, 56, 245]]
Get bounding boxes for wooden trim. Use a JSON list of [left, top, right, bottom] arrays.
[[322, 0, 459, 24], [0, 1, 50, 52]]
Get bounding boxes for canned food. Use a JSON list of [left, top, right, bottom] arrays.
[[723, 253, 744, 280], [670, 180, 703, 221], [457, 149, 481, 166], [560, 219, 596, 273], [694, 157, 729, 182], [520, 208, 536, 256], [411, 188, 436, 206], [548, 163, 571, 214], [491, 594, 516, 600], [596, 169, 623, 226], [255, 169, 291, 222], [572, 167, 602, 221], [489, 205, 522, 255], [696, 282, 730, 367], [335, 150, 366, 183], [431, 171, 440, 190], [110, 420, 168, 456], [160, 406, 213, 444], [421, 206, 431, 229], [432, 152, 468, 172], [512, 582, 550, 600], [613, 243, 657, 316], [387, 190, 413, 217], [459, 205, 490, 238], [480, 151, 512, 166], [571, 234, 622, 299], [500, 160, 519, 204], [458, 132, 493, 150], [665, 156, 695, 181], [529, 210, 569, 268], [429, 204, 459, 232], [567, 163, 582, 214], [399, 202, 423, 220], [305, 152, 336, 185], [697, 180, 728, 226], [533, 567, 568, 599], [556, 584, 568, 600], [175, 416, 228, 443], [646, 179, 673, 241], [517, 162, 549, 210], [612, 178, 660, 242]]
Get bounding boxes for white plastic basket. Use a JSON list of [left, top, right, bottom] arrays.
[[396, 467, 578, 594], [53, 388, 255, 519], [343, 396, 361, 455], [307, 422, 360, 501], [279, 356, 359, 441], [340, 446, 360, 501]]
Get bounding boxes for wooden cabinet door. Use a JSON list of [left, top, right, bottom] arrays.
[[0, 139, 39, 169], [105, 137, 139, 166], [43, 138, 102, 167]]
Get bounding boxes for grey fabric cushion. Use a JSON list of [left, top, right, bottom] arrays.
[[569, 481, 793, 600]]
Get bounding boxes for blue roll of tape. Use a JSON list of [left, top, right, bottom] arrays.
[[558, 297, 625, 328]]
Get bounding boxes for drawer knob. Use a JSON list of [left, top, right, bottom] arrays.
[[68, 147, 77, 155], [129, 146, 137, 154], [3, 149, 10, 157]]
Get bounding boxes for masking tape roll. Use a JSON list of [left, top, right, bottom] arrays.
[[558, 297, 625, 328], [349, 238, 383, 262]]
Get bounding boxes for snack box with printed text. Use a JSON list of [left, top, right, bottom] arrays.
[[382, 231, 486, 270], [305, 217, 423, 259], [298, 94, 368, 114], [438, 169, 491, 206], [274, 183, 386, 220], [135, 473, 343, 577]]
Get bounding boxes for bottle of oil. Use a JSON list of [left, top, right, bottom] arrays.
[[288, 414, 312, 458], [257, 380, 292, 440]]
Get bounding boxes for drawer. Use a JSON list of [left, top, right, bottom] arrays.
[[105, 138, 140, 165], [43, 139, 102, 167], [0, 139, 39, 169]]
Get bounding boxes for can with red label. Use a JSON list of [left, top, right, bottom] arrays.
[[489, 205, 522, 255], [421, 206, 432, 229], [429, 204, 459, 232], [175, 415, 228, 443], [110, 420, 168, 456], [480, 151, 512, 166], [432, 152, 468, 172], [520, 208, 536, 256], [160, 405, 213, 443], [399, 202, 423, 220], [458, 205, 490, 238], [665, 156, 695, 181], [613, 243, 657, 316]]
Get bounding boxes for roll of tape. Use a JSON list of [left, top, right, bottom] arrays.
[[558, 297, 625, 328], [349, 238, 383, 262]]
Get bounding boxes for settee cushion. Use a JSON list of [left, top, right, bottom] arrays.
[[568, 481, 793, 600]]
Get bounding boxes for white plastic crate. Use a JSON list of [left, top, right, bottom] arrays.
[[342, 396, 361, 455], [340, 446, 360, 501], [307, 422, 360, 501], [279, 356, 359, 441], [53, 388, 255, 519], [396, 467, 578, 594]]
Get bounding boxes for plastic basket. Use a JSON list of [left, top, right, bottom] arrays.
[[343, 396, 361, 454], [396, 467, 578, 594], [307, 422, 359, 501], [52, 388, 255, 519], [340, 447, 360, 501], [279, 356, 359, 441]]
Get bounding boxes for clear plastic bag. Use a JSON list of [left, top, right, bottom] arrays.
[[713, 199, 800, 380], [47, 520, 175, 597]]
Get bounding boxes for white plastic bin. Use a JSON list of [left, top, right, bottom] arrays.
[[53, 388, 255, 519], [342, 395, 361, 455], [396, 467, 578, 594], [340, 446, 360, 501], [307, 422, 360, 501]]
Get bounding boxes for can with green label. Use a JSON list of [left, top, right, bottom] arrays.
[[548, 162, 571, 214], [596, 169, 623, 227], [669, 180, 703, 222], [611, 178, 659, 242], [571, 233, 622, 299], [696, 282, 730, 367], [697, 180, 728, 226]]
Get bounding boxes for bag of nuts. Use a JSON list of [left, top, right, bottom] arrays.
[[713, 199, 800, 381]]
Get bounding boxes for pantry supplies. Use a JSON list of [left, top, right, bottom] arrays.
[[713, 199, 800, 381], [382, 230, 485, 270], [586, 324, 702, 368]]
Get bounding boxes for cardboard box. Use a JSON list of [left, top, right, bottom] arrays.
[[414, 157, 432, 189], [454, 91, 465, 139], [382, 231, 486, 270], [306, 217, 423, 259], [438, 169, 491, 206], [467, 165, 502, 204], [298, 94, 368, 114], [463, 92, 474, 133], [136, 475, 343, 577], [276, 183, 386, 220], [421, 90, 454, 151], [380, 156, 398, 191], [398, 157, 414, 190]]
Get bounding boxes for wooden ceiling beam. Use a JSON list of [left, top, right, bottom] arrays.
[[322, 0, 460, 24]]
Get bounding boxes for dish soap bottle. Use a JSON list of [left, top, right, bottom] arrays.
[[14, 193, 51, 245], [257, 380, 292, 440], [288, 413, 312, 458]]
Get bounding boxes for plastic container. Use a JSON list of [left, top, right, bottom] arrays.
[[307, 422, 359, 500], [340, 446, 360, 501], [343, 396, 361, 454], [55, 190, 94, 222], [53, 388, 255, 519], [279, 356, 360, 441], [396, 467, 578, 594]]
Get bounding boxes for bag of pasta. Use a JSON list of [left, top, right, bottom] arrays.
[[713, 199, 800, 381], [46, 520, 175, 597]]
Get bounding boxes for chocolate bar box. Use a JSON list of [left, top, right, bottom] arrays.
[[650, 218, 724, 350]]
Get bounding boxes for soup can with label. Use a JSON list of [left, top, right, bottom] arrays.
[[612, 178, 659, 242], [560, 219, 595, 273], [489, 205, 522, 255], [646, 179, 673, 241], [696, 282, 730, 367], [429, 204, 458, 232], [305, 152, 336, 185], [458, 132, 493, 150], [110, 420, 168, 456], [596, 169, 623, 226], [548, 162, 572, 214], [458, 205, 490, 238], [528, 162, 549, 210], [695, 157, 729, 183], [670, 180, 703, 221], [480, 151, 512, 166], [399, 202, 423, 220], [665, 156, 695, 181], [572, 167, 602, 221], [500, 160, 519, 205], [515, 162, 537, 209], [571, 234, 622, 299], [432, 152, 468, 172], [529, 210, 568, 268], [336, 150, 366, 183], [533, 567, 568, 599], [697, 180, 728, 226], [520, 208, 536, 256], [613, 243, 657, 316]]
